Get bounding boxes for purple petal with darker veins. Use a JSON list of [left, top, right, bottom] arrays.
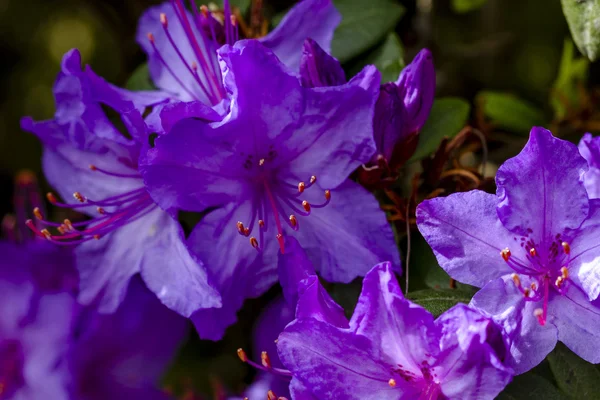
[[470, 277, 558, 374], [259, 0, 341, 71], [296, 276, 349, 328], [277, 236, 316, 308], [568, 199, 600, 300], [299, 38, 346, 88], [496, 127, 589, 244], [579, 133, 600, 199], [417, 190, 515, 288]]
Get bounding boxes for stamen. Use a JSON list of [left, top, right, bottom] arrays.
[[289, 215, 298, 230], [250, 236, 259, 249], [259, 158, 265, 166], [501, 248, 511, 262], [302, 201, 311, 212], [511, 273, 521, 287], [561, 266, 569, 279], [388, 379, 397, 388], [73, 192, 85, 203], [267, 391, 277, 400], [555, 276, 564, 288], [529, 248, 537, 257], [237, 221, 246, 236], [47, 192, 58, 204], [236, 347, 292, 378], [261, 351, 272, 368], [33, 207, 43, 220], [310, 175, 317, 184], [237, 348, 248, 362], [298, 182, 305, 193], [160, 12, 168, 27], [41, 228, 52, 240], [533, 308, 544, 325], [276, 233, 284, 253], [530, 282, 537, 290], [561, 242, 571, 255], [258, 219, 265, 228], [325, 190, 331, 201], [523, 288, 530, 297]]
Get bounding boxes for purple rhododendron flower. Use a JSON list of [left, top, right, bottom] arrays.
[[579, 133, 600, 199], [299, 40, 435, 168], [136, 0, 340, 108], [277, 262, 513, 400], [141, 39, 399, 340], [418, 127, 600, 373], [21, 49, 221, 317]]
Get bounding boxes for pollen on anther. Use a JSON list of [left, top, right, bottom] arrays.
[[533, 308, 543, 318], [46, 192, 58, 204], [261, 351, 271, 368], [41, 229, 52, 240], [258, 219, 265, 228], [511, 273, 521, 287], [561, 266, 569, 279], [302, 200, 311, 212], [529, 248, 537, 257], [97, 207, 105, 215], [33, 207, 43, 220], [324, 190, 331, 201], [230, 15, 237, 26], [191, 61, 198, 71], [388, 379, 397, 388], [93, 234, 101, 240], [236, 348, 248, 362], [73, 192, 85, 203], [88, 164, 97, 171], [147, 32, 155, 42], [250, 237, 259, 249], [200, 5, 208, 17], [555, 276, 564, 288], [298, 182, 305, 193], [523, 288, 530, 297], [236, 221, 245, 235], [160, 12, 168, 27], [310, 175, 317, 184], [501, 248, 511, 262], [561, 242, 571, 255], [530, 282, 537, 291], [259, 158, 265, 166], [267, 391, 277, 400], [289, 215, 298, 229], [63, 219, 74, 231]]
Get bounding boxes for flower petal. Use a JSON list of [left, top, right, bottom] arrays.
[[296, 275, 349, 328], [470, 277, 558, 374], [579, 133, 600, 199], [569, 199, 600, 300], [299, 38, 346, 88], [549, 284, 600, 363], [259, 0, 341, 71], [496, 127, 589, 243], [349, 263, 439, 374], [295, 180, 400, 283], [277, 236, 317, 308], [278, 319, 408, 399], [140, 214, 221, 317], [417, 190, 515, 287], [435, 304, 513, 400], [188, 203, 279, 340]]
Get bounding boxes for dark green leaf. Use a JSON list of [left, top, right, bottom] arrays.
[[451, 0, 487, 13], [497, 373, 567, 400], [409, 97, 471, 161], [331, 0, 404, 62], [548, 342, 600, 398], [476, 91, 546, 134], [125, 63, 156, 91], [561, 0, 600, 61], [367, 32, 405, 83], [551, 39, 589, 120], [406, 289, 472, 317]]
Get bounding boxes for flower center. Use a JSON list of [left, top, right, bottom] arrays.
[[26, 165, 156, 245], [235, 157, 331, 254], [390, 359, 441, 398], [146, 0, 240, 105], [500, 233, 572, 326], [0, 340, 25, 399]]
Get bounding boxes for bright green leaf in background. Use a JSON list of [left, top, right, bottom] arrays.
[[331, 0, 404, 62], [497, 374, 568, 400], [551, 39, 589, 120], [476, 91, 546, 135], [451, 0, 488, 14], [548, 343, 600, 399], [125, 63, 155, 91], [349, 32, 405, 83], [410, 97, 471, 161], [561, 0, 600, 61], [406, 289, 473, 317]]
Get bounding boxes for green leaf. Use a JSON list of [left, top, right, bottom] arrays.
[[406, 289, 473, 317], [367, 32, 405, 83], [548, 342, 600, 398], [561, 0, 600, 61], [451, 0, 487, 13], [125, 63, 156, 91], [409, 97, 470, 161], [551, 39, 589, 120], [332, 0, 404, 62], [476, 91, 546, 134], [497, 373, 567, 400]]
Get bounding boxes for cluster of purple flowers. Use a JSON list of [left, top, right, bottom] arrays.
[[7, 0, 600, 399]]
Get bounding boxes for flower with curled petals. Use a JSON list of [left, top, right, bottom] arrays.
[[418, 126, 600, 373], [141, 39, 399, 340], [21, 49, 220, 318], [277, 263, 513, 400]]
